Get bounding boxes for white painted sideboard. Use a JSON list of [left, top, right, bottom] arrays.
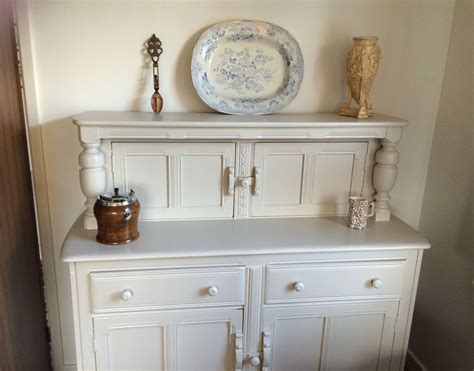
[[63, 112, 429, 371]]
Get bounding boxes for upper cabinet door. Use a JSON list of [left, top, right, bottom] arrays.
[[112, 143, 235, 220], [251, 142, 368, 217]]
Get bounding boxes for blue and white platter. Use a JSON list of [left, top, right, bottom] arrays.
[[191, 20, 304, 115]]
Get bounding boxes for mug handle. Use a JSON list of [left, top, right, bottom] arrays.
[[368, 201, 375, 217]]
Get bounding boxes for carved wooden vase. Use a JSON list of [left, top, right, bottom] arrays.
[[339, 36, 381, 119]]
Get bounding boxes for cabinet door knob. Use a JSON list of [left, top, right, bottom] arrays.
[[249, 356, 261, 367], [120, 288, 134, 301], [293, 282, 305, 292], [371, 278, 383, 288], [207, 285, 219, 296], [241, 178, 252, 188]]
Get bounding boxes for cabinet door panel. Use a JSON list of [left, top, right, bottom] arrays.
[[94, 309, 242, 371], [262, 154, 304, 205], [177, 320, 233, 371], [263, 301, 398, 371], [252, 142, 368, 217], [311, 153, 354, 204], [180, 155, 224, 207], [328, 311, 390, 370], [271, 315, 324, 371], [125, 153, 170, 208], [112, 143, 235, 220], [101, 324, 165, 370]]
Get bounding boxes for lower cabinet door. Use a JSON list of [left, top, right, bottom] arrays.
[[263, 301, 399, 371], [94, 308, 243, 371]]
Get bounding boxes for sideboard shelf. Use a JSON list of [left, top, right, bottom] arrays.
[[62, 215, 428, 263], [74, 111, 407, 128], [73, 111, 407, 141]]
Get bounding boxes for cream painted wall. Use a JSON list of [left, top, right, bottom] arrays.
[[17, 0, 454, 369], [408, 0, 473, 368]]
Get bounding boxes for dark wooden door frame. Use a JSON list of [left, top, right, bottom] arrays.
[[0, 1, 51, 369]]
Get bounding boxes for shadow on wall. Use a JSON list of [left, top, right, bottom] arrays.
[[128, 40, 151, 112], [314, 32, 350, 112], [175, 27, 212, 112], [454, 192, 472, 257], [410, 304, 473, 369]]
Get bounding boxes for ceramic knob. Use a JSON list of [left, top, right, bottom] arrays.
[[241, 178, 251, 188], [371, 278, 383, 288], [120, 288, 134, 301], [249, 356, 261, 367], [294, 282, 305, 292], [208, 285, 219, 296]]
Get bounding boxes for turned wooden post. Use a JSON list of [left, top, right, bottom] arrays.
[[373, 138, 399, 221], [79, 140, 106, 229]]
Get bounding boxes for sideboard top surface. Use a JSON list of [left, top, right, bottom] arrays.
[[61, 216, 429, 263], [73, 111, 408, 128]]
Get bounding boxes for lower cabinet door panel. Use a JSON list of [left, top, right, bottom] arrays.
[[263, 301, 399, 371], [93, 309, 242, 371]]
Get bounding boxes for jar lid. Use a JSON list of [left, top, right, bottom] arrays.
[[98, 188, 136, 206]]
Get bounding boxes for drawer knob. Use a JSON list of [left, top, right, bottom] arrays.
[[293, 282, 305, 292], [207, 285, 219, 296], [120, 288, 134, 301], [249, 356, 261, 367], [371, 278, 383, 289]]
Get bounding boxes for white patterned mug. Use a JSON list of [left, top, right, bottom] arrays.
[[347, 197, 375, 230]]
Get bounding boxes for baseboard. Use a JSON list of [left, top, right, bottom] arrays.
[[405, 349, 428, 371], [51, 363, 76, 371]]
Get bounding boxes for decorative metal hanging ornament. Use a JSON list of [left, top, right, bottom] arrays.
[[146, 34, 164, 113]]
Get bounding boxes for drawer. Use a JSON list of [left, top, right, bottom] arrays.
[[265, 260, 405, 304], [90, 266, 245, 313]]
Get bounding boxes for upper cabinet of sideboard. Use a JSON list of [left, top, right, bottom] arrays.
[[73, 112, 407, 227], [111, 141, 369, 220]]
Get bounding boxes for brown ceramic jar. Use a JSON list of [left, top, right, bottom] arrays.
[[94, 188, 140, 245]]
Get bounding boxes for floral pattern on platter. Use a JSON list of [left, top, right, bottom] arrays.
[[214, 47, 275, 95], [191, 20, 304, 115]]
